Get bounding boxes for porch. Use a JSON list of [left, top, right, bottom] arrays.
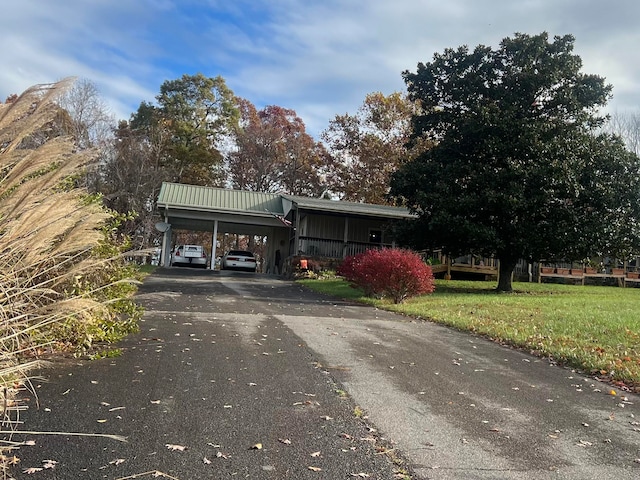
[[293, 235, 394, 259]]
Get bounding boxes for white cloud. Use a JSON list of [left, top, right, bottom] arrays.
[[2, 0, 639, 137]]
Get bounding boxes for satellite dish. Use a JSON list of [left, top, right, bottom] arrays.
[[155, 222, 171, 233]]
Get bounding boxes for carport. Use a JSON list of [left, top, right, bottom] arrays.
[[156, 182, 291, 272]]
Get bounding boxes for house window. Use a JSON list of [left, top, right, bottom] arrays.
[[369, 229, 382, 244]]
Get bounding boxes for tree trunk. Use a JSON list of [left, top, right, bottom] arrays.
[[497, 258, 517, 292]]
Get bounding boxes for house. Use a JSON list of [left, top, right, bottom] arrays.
[[155, 182, 414, 273]]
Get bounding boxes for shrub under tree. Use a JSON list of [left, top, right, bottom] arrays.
[[337, 248, 435, 303]]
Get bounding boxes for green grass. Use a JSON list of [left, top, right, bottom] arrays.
[[298, 278, 640, 389], [136, 263, 158, 275]]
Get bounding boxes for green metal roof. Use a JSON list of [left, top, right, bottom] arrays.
[[283, 194, 414, 219], [157, 182, 284, 216], [157, 182, 413, 220]]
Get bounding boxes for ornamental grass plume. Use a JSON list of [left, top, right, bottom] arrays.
[[0, 80, 138, 460]]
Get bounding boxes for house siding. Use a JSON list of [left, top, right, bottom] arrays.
[[301, 213, 393, 243]]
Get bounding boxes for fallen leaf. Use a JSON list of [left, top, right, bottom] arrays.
[[97, 419, 108, 423], [150, 400, 161, 404], [308, 466, 322, 472], [251, 443, 263, 450], [109, 459, 125, 466], [310, 451, 321, 457], [165, 444, 187, 451], [23, 467, 43, 474], [203, 457, 211, 464], [278, 438, 292, 445]]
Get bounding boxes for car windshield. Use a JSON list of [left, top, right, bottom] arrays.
[[227, 250, 253, 257]]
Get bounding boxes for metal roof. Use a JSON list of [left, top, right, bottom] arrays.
[[282, 194, 414, 219], [157, 182, 284, 216], [157, 182, 413, 220]]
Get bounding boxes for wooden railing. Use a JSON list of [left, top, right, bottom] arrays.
[[538, 264, 640, 286], [293, 236, 393, 259]]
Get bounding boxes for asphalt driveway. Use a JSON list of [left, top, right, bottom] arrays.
[[14, 269, 640, 479]]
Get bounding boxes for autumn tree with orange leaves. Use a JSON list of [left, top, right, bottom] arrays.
[[322, 91, 431, 204]]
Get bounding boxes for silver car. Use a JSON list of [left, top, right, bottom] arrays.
[[170, 245, 208, 268]]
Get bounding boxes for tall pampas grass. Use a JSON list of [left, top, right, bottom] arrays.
[[0, 80, 138, 465]]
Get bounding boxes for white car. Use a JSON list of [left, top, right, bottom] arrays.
[[221, 250, 257, 272], [171, 245, 207, 268]]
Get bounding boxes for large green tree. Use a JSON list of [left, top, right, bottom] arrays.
[[130, 73, 238, 186], [391, 32, 640, 291], [94, 74, 238, 247]]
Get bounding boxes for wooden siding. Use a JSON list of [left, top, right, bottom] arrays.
[[301, 213, 393, 243], [301, 214, 344, 239]]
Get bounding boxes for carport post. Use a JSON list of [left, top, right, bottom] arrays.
[[210, 220, 218, 270], [161, 222, 171, 267]]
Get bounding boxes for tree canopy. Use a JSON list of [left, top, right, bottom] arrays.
[[391, 32, 640, 291], [131, 73, 238, 186], [322, 92, 430, 204], [92, 74, 239, 246], [228, 99, 331, 196]]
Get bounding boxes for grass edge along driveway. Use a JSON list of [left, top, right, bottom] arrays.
[[298, 278, 640, 392]]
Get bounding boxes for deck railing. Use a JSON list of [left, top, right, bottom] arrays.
[[293, 236, 393, 259]]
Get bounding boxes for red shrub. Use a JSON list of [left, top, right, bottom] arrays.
[[337, 248, 435, 303]]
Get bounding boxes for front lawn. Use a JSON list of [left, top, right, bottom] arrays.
[[298, 278, 640, 390]]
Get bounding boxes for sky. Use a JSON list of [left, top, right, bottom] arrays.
[[2, 0, 640, 139]]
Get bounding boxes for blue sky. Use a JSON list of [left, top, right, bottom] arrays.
[[3, 0, 640, 138]]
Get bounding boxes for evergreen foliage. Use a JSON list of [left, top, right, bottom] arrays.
[[391, 33, 640, 291]]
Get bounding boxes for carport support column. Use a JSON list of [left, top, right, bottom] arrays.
[[161, 221, 171, 267], [342, 216, 349, 258], [210, 220, 218, 270]]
